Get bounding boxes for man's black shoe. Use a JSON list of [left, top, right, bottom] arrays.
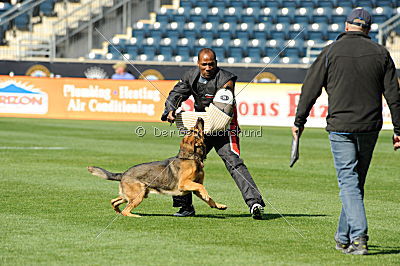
[[173, 205, 195, 217], [335, 240, 349, 251], [250, 203, 264, 220], [344, 237, 368, 255]]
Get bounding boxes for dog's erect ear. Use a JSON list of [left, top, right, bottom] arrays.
[[195, 117, 204, 132]]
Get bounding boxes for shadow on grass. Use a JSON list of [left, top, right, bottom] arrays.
[[367, 245, 400, 255], [134, 213, 327, 220], [263, 213, 327, 220]]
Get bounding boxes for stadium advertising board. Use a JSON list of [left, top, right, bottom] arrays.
[[234, 83, 332, 128], [0, 76, 172, 122], [0, 76, 394, 130]]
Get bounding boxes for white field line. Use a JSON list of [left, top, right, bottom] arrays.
[[0, 147, 68, 150]]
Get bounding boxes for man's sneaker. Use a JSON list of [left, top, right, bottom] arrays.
[[250, 203, 264, 220], [335, 240, 349, 251], [344, 237, 368, 255], [173, 205, 195, 217]]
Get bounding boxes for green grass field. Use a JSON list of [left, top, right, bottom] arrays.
[[0, 117, 399, 265]]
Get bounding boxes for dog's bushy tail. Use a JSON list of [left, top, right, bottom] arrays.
[[87, 166, 123, 181]]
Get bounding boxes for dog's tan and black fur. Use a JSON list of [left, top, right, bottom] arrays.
[[88, 118, 227, 217]]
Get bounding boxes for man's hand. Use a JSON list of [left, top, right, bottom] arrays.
[[292, 126, 304, 140], [167, 111, 175, 123], [393, 134, 400, 151]]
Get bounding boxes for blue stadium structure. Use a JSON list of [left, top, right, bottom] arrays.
[[0, 0, 398, 64], [97, 0, 399, 64]]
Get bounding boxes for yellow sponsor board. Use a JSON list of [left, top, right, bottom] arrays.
[[0, 76, 176, 122]]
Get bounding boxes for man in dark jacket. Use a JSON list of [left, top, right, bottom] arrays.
[[293, 8, 400, 255], [162, 48, 265, 219]]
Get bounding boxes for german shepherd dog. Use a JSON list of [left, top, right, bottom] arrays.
[[87, 118, 227, 217]]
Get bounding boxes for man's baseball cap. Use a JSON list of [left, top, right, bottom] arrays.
[[346, 8, 372, 28]]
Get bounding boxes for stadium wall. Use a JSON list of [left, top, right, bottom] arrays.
[[0, 75, 394, 130], [2, 59, 400, 83], [0, 59, 308, 83]]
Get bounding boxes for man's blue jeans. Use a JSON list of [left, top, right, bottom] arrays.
[[329, 132, 379, 244]]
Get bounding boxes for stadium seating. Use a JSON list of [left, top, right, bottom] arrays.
[[0, 2, 11, 14], [40, 0, 56, 17], [83, 0, 399, 63], [0, 0, 76, 33], [0, 0, 78, 44]]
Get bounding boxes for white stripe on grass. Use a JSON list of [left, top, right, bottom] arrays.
[[0, 147, 68, 150]]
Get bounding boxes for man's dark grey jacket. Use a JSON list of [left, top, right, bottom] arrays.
[[295, 31, 400, 135]]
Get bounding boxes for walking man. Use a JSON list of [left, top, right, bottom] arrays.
[[293, 8, 400, 255], [162, 48, 266, 219]]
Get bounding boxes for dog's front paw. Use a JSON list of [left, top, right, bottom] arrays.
[[216, 203, 227, 210], [121, 211, 141, 217]]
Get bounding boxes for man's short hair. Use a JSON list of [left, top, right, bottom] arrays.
[[113, 62, 127, 69], [197, 48, 216, 61]]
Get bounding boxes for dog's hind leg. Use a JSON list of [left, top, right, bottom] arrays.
[[180, 181, 227, 210], [121, 183, 146, 217], [111, 196, 127, 213]]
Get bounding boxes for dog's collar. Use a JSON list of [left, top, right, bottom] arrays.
[[178, 153, 205, 168], [178, 153, 203, 161], [177, 147, 206, 167]]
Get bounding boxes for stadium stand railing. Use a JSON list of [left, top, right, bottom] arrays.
[[0, 0, 81, 59], [51, 0, 125, 57], [378, 12, 400, 67], [0, 0, 160, 59], [0, 0, 49, 57]]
